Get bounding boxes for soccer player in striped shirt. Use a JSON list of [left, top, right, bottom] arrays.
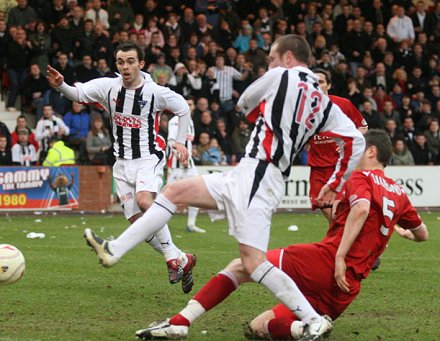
[[46, 42, 196, 293], [74, 35, 365, 340]]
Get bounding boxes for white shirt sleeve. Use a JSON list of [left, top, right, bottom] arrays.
[[57, 78, 112, 110], [321, 104, 366, 192], [155, 85, 190, 144], [167, 116, 179, 144], [35, 119, 49, 141]]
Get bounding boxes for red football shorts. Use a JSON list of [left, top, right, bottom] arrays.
[[267, 244, 360, 321], [309, 166, 336, 210]]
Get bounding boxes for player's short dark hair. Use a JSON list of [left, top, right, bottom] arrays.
[[364, 130, 392, 166], [312, 68, 331, 83], [114, 42, 145, 62], [273, 34, 311, 64]]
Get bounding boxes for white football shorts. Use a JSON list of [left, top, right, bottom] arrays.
[[113, 156, 165, 219], [203, 158, 284, 252]]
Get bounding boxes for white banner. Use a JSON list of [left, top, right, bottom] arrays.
[[196, 165, 440, 208]]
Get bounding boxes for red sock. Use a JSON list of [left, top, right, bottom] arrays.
[[267, 317, 295, 339], [193, 273, 237, 311], [169, 273, 237, 327], [170, 314, 190, 326]]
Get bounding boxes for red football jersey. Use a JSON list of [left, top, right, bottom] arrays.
[[321, 169, 422, 279], [308, 96, 367, 167]]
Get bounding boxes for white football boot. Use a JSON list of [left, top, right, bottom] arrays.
[[136, 319, 188, 340], [84, 228, 119, 268]]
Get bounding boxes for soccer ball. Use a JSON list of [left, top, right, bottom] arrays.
[[291, 320, 305, 340], [0, 244, 25, 285]]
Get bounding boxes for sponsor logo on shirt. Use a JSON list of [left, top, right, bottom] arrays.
[[114, 113, 141, 128]]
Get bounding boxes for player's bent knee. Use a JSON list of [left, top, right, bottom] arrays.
[[137, 198, 153, 212]]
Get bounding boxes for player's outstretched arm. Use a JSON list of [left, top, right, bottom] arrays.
[[335, 200, 370, 293], [394, 224, 429, 242], [47, 65, 80, 102]]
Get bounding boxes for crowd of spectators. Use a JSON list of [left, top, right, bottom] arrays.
[[0, 0, 440, 166]]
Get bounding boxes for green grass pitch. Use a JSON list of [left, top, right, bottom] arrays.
[[0, 212, 439, 341]]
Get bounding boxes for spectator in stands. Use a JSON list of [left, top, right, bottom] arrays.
[[195, 110, 216, 142], [11, 115, 38, 151], [384, 118, 403, 143], [23, 63, 49, 119], [360, 87, 378, 112], [7, 0, 38, 28], [416, 100, 435, 131], [343, 19, 369, 75], [402, 116, 417, 148], [11, 129, 37, 166], [391, 138, 414, 165], [96, 58, 114, 78], [208, 54, 249, 113], [370, 62, 394, 93], [108, 0, 134, 33], [44, 0, 68, 29], [346, 78, 363, 108], [233, 22, 261, 54], [380, 100, 402, 130], [85, 0, 109, 30], [399, 95, 417, 122], [195, 13, 215, 40], [410, 132, 434, 165], [29, 20, 51, 76], [42, 136, 75, 166], [231, 118, 251, 162], [387, 5, 415, 45], [169, 62, 202, 98], [201, 137, 225, 166], [63, 102, 90, 164], [162, 13, 181, 43], [244, 38, 267, 73], [36, 104, 70, 164], [51, 16, 75, 61], [6, 27, 30, 112], [74, 54, 99, 83], [193, 131, 210, 165], [411, 1, 436, 38], [373, 84, 392, 114], [213, 117, 235, 165], [424, 119, 440, 161], [93, 22, 114, 63], [86, 115, 112, 165], [361, 100, 384, 130], [148, 53, 173, 83], [0, 135, 12, 166], [179, 7, 197, 44], [407, 66, 427, 95], [70, 5, 85, 38], [334, 4, 354, 36]]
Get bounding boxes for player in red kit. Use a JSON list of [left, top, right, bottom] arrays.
[[136, 130, 428, 341], [309, 69, 368, 222]]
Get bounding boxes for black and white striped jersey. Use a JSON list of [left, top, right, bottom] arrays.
[[73, 72, 189, 160], [166, 116, 195, 169], [237, 66, 365, 191]]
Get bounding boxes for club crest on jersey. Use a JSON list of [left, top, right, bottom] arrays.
[[138, 99, 148, 110]]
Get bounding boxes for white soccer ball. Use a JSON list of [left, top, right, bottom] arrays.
[[0, 244, 25, 285]]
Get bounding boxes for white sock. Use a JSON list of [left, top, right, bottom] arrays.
[[179, 299, 206, 324], [145, 235, 163, 255], [109, 194, 176, 258], [154, 225, 182, 261], [187, 206, 199, 227], [250, 261, 320, 323]]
